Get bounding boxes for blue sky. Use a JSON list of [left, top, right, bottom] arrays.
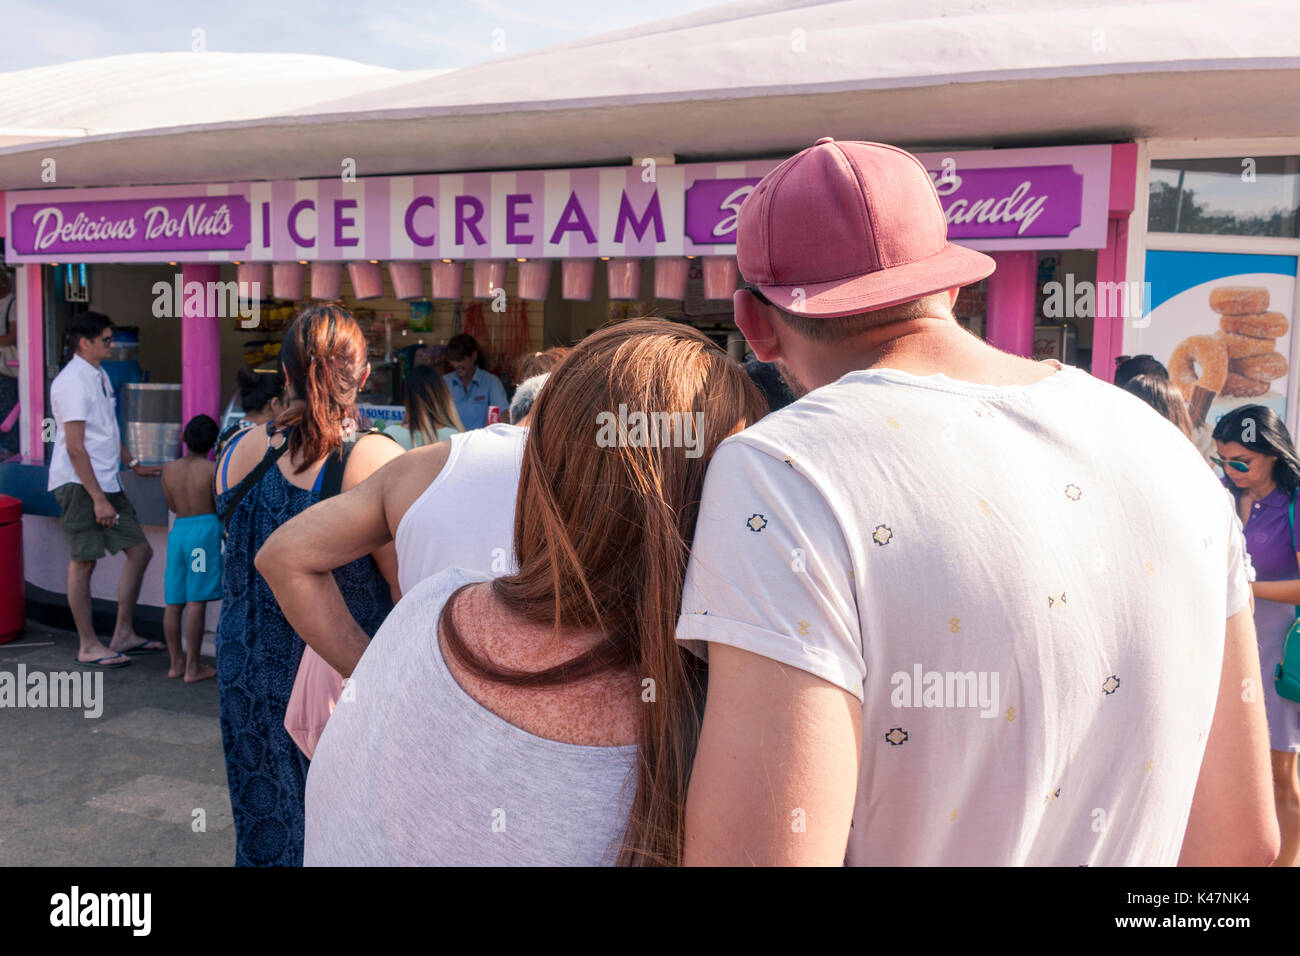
[[1, 0, 725, 71]]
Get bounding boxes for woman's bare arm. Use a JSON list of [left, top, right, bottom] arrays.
[[342, 433, 406, 599], [1179, 607, 1280, 865], [257, 442, 451, 676], [1251, 573, 1300, 605]]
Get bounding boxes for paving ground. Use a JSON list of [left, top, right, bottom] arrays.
[[0, 620, 234, 866]]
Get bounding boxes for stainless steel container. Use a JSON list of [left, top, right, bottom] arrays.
[[121, 383, 183, 465]]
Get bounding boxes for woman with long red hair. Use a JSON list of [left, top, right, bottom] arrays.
[[304, 319, 767, 865], [215, 303, 402, 867]]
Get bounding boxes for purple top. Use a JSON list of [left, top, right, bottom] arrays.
[[1224, 479, 1300, 582]]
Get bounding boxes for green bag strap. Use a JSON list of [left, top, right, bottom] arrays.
[[1291, 491, 1299, 620]]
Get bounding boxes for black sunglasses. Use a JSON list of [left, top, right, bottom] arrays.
[[743, 283, 775, 307]]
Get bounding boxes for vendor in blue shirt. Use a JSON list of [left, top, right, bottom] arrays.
[[443, 332, 509, 430]]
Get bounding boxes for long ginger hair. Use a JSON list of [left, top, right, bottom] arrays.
[[275, 303, 369, 473], [441, 319, 768, 865]]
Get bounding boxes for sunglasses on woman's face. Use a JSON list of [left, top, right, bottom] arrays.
[[1210, 455, 1251, 473]]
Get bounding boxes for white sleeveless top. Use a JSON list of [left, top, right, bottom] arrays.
[[304, 567, 638, 866], [394, 423, 527, 596]]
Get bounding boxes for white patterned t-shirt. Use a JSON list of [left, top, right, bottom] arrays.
[[676, 362, 1250, 866]]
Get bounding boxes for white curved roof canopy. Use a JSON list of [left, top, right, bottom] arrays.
[[0, 0, 1297, 190], [0, 52, 448, 146]]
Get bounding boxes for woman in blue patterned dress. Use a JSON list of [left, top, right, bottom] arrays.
[[215, 304, 402, 866]]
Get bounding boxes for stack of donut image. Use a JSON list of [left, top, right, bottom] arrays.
[[1170, 286, 1288, 426]]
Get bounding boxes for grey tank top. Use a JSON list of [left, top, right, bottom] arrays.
[[304, 567, 638, 866]]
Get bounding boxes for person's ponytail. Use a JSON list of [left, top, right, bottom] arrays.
[[276, 303, 367, 472]]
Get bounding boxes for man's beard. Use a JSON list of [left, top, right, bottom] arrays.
[[774, 360, 810, 400]]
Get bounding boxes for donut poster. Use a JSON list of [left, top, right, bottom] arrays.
[[1138, 251, 1299, 441]]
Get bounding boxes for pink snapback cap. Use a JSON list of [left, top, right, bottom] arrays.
[[738, 138, 996, 318]]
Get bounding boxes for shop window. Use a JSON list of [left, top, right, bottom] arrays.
[[1148, 157, 1300, 238], [954, 278, 987, 338]]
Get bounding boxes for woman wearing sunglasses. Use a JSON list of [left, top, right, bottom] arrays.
[[1213, 404, 1300, 866]]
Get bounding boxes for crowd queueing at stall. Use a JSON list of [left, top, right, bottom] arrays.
[[42, 139, 1291, 867]]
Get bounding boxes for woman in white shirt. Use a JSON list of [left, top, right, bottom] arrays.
[[302, 320, 767, 866]]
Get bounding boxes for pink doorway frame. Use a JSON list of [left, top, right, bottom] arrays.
[[982, 144, 1138, 379]]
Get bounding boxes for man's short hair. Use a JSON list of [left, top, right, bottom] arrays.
[[182, 414, 220, 455], [761, 290, 955, 344], [66, 312, 113, 351], [446, 333, 482, 365], [515, 347, 571, 383]]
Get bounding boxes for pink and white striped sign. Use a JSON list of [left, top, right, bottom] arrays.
[[3, 145, 1111, 263]]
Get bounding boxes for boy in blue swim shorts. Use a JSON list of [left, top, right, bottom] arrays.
[[160, 414, 222, 683]]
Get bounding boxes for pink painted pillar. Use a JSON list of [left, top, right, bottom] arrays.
[[16, 264, 44, 461], [181, 264, 222, 431], [1093, 217, 1130, 382], [1092, 144, 1139, 382], [985, 251, 1037, 357]]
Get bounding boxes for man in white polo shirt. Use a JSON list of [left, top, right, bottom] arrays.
[[677, 139, 1279, 866], [48, 312, 162, 668]]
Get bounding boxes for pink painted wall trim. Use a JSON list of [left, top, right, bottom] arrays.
[[1108, 144, 1139, 216], [0, 191, 6, 237], [1091, 143, 1139, 381], [180, 264, 222, 438], [20, 265, 43, 461], [985, 251, 1037, 357]]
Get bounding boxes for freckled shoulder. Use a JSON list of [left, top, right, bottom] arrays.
[[438, 583, 641, 748]]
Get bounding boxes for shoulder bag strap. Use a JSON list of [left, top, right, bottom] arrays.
[[319, 428, 400, 500], [220, 434, 291, 528], [1291, 491, 1298, 619]]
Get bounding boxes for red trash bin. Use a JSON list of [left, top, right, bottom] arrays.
[[0, 494, 24, 643]]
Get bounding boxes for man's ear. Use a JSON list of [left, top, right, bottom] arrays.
[[734, 290, 783, 364]]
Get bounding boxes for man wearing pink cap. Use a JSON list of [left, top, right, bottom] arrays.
[[676, 138, 1278, 866]]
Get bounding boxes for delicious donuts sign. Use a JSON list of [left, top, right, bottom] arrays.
[[3, 145, 1113, 263]]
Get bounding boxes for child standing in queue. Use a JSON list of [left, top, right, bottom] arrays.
[[160, 414, 221, 683]]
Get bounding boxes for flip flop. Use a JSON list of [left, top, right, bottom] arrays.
[[75, 654, 131, 669], [118, 640, 167, 656]]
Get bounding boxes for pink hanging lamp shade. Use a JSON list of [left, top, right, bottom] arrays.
[[606, 258, 641, 300], [431, 260, 464, 299], [310, 262, 343, 301], [347, 261, 385, 300], [472, 260, 507, 299], [702, 256, 739, 300], [236, 262, 271, 302], [654, 258, 689, 300], [272, 262, 306, 300], [517, 260, 552, 301], [561, 259, 596, 300], [388, 261, 425, 300]]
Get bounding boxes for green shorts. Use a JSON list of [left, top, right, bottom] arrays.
[[52, 482, 148, 562]]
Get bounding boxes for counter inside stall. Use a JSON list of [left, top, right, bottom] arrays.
[[0, 459, 177, 641]]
